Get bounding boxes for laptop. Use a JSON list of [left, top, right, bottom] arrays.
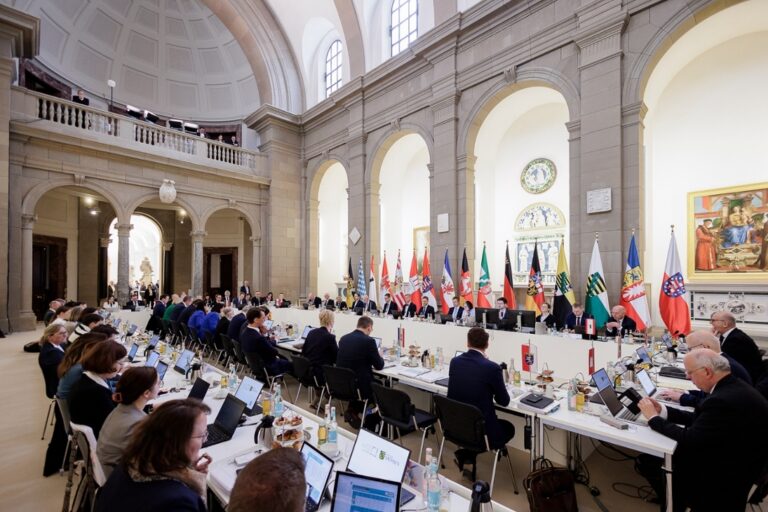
[[234, 376, 265, 416], [434, 377, 450, 387], [174, 349, 195, 375], [127, 343, 139, 362], [188, 377, 210, 400], [301, 442, 335, 512], [592, 368, 644, 424], [156, 360, 169, 381], [147, 335, 160, 349], [264, 319, 274, 330], [145, 351, 160, 367], [373, 337, 382, 349], [346, 428, 414, 506], [202, 394, 246, 447], [126, 324, 138, 337], [635, 346, 652, 365], [301, 326, 315, 340], [331, 471, 401, 512], [112, 318, 120, 328]]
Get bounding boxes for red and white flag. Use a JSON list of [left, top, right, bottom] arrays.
[[440, 249, 455, 314], [659, 229, 691, 337], [421, 249, 437, 309], [392, 251, 406, 308], [407, 250, 422, 305], [380, 253, 392, 305]]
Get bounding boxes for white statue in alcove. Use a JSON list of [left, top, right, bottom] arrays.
[[139, 257, 154, 287]]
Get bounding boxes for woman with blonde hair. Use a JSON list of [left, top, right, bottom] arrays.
[[301, 309, 338, 388]]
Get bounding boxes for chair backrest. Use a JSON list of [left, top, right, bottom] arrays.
[[220, 334, 237, 359], [70, 422, 107, 486], [189, 327, 199, 342], [244, 352, 269, 381], [55, 397, 73, 436], [372, 383, 414, 424], [322, 365, 360, 401], [231, 339, 248, 365], [291, 355, 318, 388], [432, 394, 488, 452]]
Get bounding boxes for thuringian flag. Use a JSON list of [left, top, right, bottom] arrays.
[[585, 238, 610, 328], [524, 242, 545, 314], [659, 228, 691, 337], [553, 238, 575, 329], [620, 234, 651, 331], [503, 242, 517, 309]]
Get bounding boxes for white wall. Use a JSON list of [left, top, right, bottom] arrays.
[[33, 191, 79, 299], [317, 162, 349, 295], [379, 133, 430, 267], [474, 87, 570, 292], [644, 30, 768, 324], [204, 210, 251, 290]]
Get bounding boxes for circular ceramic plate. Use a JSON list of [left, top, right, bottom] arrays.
[[521, 158, 557, 194]]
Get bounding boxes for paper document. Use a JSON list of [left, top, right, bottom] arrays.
[[398, 367, 429, 378], [416, 371, 445, 383]]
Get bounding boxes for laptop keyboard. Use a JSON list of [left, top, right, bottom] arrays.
[[202, 426, 230, 447]]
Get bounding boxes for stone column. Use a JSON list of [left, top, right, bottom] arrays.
[[0, 58, 13, 330], [116, 223, 133, 305], [305, 196, 319, 294], [250, 235, 262, 291], [346, 133, 367, 270], [18, 214, 36, 329], [162, 242, 173, 294], [190, 230, 206, 297], [98, 235, 111, 301]]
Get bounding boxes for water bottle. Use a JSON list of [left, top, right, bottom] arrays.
[[228, 364, 238, 391], [327, 407, 338, 453], [427, 456, 441, 511], [273, 383, 284, 416], [422, 447, 433, 497]]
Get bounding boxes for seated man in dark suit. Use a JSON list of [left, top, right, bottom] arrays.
[[124, 293, 145, 311], [250, 290, 262, 306], [323, 293, 335, 309], [146, 294, 168, 333], [401, 296, 417, 318], [301, 309, 338, 387], [170, 295, 192, 323], [380, 293, 399, 316], [336, 316, 384, 427], [240, 281, 251, 297], [306, 293, 323, 309], [605, 305, 637, 337], [177, 299, 200, 326], [351, 292, 363, 310], [359, 294, 377, 314], [417, 296, 436, 320], [240, 308, 292, 376], [227, 308, 249, 343], [334, 296, 348, 311], [637, 349, 768, 511], [448, 327, 513, 470], [275, 293, 290, 308], [711, 311, 764, 382], [447, 297, 463, 323], [564, 303, 596, 340], [495, 298, 515, 330]]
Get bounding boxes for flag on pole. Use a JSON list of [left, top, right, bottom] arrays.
[[368, 255, 377, 304], [380, 253, 392, 305], [460, 248, 473, 304], [392, 250, 406, 308], [407, 250, 422, 305], [356, 257, 366, 299], [620, 234, 651, 331], [659, 228, 691, 337], [477, 243, 493, 308], [440, 249, 455, 314], [345, 257, 354, 307], [421, 249, 437, 309], [503, 242, 517, 309], [553, 238, 576, 329], [525, 242, 545, 314], [585, 238, 610, 328]]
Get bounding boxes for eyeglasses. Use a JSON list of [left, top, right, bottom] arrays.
[[191, 430, 209, 441], [685, 367, 706, 377]]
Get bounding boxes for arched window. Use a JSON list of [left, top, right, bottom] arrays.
[[391, 0, 418, 56], [325, 40, 343, 97]]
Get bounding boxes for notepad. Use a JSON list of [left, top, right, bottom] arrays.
[[397, 367, 429, 378], [416, 371, 445, 383]]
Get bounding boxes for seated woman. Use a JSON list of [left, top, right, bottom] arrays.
[[202, 303, 221, 338], [68, 340, 127, 438], [38, 324, 69, 476], [95, 399, 212, 512], [536, 302, 556, 328], [463, 301, 476, 325], [98, 367, 160, 479], [216, 307, 234, 339], [57, 332, 109, 400], [187, 301, 207, 336], [301, 309, 338, 386]]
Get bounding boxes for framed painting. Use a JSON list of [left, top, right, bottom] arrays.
[[687, 182, 768, 281]]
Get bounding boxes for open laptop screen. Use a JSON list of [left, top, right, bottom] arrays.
[[346, 428, 410, 484], [636, 346, 652, 364], [372, 337, 382, 350], [127, 343, 139, 361], [148, 335, 160, 348], [214, 394, 245, 433], [592, 368, 612, 391], [175, 349, 194, 374], [156, 361, 169, 381], [301, 442, 335, 508], [301, 326, 314, 339], [636, 369, 656, 396], [235, 376, 265, 412], [145, 351, 160, 367], [331, 471, 400, 512]]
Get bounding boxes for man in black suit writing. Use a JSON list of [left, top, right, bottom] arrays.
[[323, 293, 335, 309], [637, 349, 768, 511], [417, 296, 436, 320], [307, 293, 322, 309], [604, 305, 637, 337], [711, 311, 763, 382], [336, 316, 384, 427], [381, 293, 399, 316]]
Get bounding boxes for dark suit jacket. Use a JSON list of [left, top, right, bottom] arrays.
[[721, 328, 764, 382], [324, 299, 336, 309], [39, 342, 65, 398], [69, 374, 116, 439], [448, 350, 510, 449], [301, 326, 338, 383], [275, 299, 290, 308], [381, 301, 399, 316], [124, 300, 145, 311], [170, 303, 187, 323], [417, 304, 436, 320], [679, 353, 752, 407], [240, 285, 251, 296], [336, 330, 384, 400], [401, 303, 417, 318], [72, 96, 90, 106], [152, 302, 166, 318], [95, 465, 206, 512], [648, 375, 768, 512], [178, 304, 197, 325], [535, 313, 556, 328], [241, 326, 279, 368], [564, 312, 590, 330], [227, 313, 248, 342], [335, 301, 348, 311], [604, 316, 637, 337], [447, 306, 464, 322], [310, 297, 322, 308], [43, 309, 56, 326]]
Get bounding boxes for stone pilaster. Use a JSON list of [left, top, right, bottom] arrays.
[[116, 223, 133, 305], [250, 235, 262, 292], [190, 230, 206, 297], [17, 213, 36, 330], [0, 58, 12, 330], [346, 133, 367, 272]]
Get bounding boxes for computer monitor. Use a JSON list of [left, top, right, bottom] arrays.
[[510, 309, 537, 333], [347, 428, 410, 484], [234, 376, 265, 416], [156, 361, 169, 381], [636, 346, 652, 365], [474, 308, 499, 326], [301, 326, 314, 339], [127, 343, 139, 362], [301, 442, 335, 510], [145, 351, 160, 368], [174, 349, 194, 375], [331, 471, 400, 512]]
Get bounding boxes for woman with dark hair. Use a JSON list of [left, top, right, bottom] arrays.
[[265, 291, 274, 303], [57, 331, 109, 400], [201, 303, 221, 338], [68, 341, 127, 438], [95, 399, 212, 512], [463, 300, 476, 324], [38, 323, 69, 476], [98, 367, 160, 478]]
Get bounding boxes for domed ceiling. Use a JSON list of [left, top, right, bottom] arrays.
[[9, 0, 261, 120]]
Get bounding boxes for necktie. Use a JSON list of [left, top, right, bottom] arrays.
[[719, 334, 725, 343], [576, 316, 581, 325]]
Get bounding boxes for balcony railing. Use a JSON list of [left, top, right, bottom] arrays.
[[12, 87, 266, 177]]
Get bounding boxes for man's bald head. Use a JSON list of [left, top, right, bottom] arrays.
[[687, 330, 721, 352]]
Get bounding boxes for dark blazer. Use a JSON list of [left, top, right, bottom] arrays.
[[249, 296, 262, 306], [720, 328, 764, 382], [381, 301, 399, 316], [68, 374, 116, 439], [72, 96, 90, 106], [401, 302, 417, 318], [310, 297, 323, 308], [39, 342, 65, 399], [336, 329, 384, 400], [215, 316, 231, 339], [448, 350, 510, 449], [334, 301, 348, 311], [417, 304, 436, 320], [170, 303, 187, 323], [124, 300, 145, 311], [535, 313, 556, 328], [301, 326, 338, 383], [564, 312, 590, 330], [43, 309, 56, 326], [448, 306, 464, 322], [241, 326, 279, 367], [152, 302, 166, 318], [604, 316, 637, 337], [227, 313, 248, 342], [679, 353, 752, 407], [177, 304, 197, 325], [240, 285, 251, 296], [648, 375, 768, 512], [353, 300, 377, 312], [95, 465, 206, 512]]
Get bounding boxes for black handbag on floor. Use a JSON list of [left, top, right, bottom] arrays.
[[524, 458, 578, 512]]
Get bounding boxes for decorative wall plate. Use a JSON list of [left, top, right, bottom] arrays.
[[521, 158, 556, 194]]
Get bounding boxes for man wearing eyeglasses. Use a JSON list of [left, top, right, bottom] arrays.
[[710, 311, 763, 382], [635, 349, 768, 512]]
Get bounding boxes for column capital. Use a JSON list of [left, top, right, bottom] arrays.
[[566, 120, 582, 141], [115, 223, 133, 236], [190, 230, 207, 241], [21, 214, 36, 230], [621, 101, 648, 127], [426, 163, 435, 180], [99, 236, 112, 248], [163, 242, 174, 251], [456, 153, 476, 171], [250, 236, 261, 245]]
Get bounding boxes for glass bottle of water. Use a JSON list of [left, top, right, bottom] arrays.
[[327, 407, 338, 453], [427, 455, 441, 511], [273, 383, 284, 416], [228, 364, 238, 391]]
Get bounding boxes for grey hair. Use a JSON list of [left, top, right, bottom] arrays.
[[687, 349, 731, 373], [720, 311, 736, 326]]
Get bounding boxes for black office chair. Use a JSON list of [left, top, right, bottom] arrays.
[[371, 382, 437, 464], [219, 334, 237, 368], [432, 394, 519, 495], [292, 355, 324, 414], [245, 352, 288, 393], [178, 323, 191, 346], [322, 365, 367, 428], [230, 338, 249, 370]]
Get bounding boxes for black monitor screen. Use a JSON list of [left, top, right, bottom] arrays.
[[475, 308, 499, 325], [510, 309, 536, 329], [214, 394, 246, 433]]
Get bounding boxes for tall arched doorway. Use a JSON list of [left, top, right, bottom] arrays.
[[108, 215, 163, 297], [316, 162, 349, 296]]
